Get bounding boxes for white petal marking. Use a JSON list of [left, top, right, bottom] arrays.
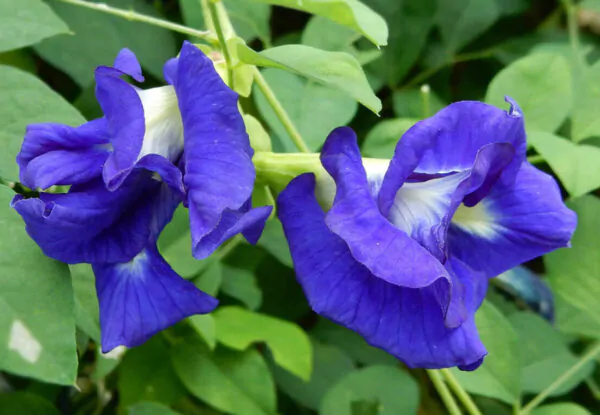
[[9, 319, 42, 363], [451, 201, 499, 238], [137, 85, 184, 162]]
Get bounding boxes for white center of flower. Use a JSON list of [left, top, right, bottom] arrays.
[[451, 201, 498, 238], [136, 85, 184, 163]]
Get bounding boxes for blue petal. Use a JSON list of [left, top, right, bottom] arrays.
[[94, 244, 217, 352], [277, 173, 487, 369], [17, 119, 109, 189], [12, 172, 181, 264], [448, 162, 577, 279], [173, 42, 264, 258], [112, 48, 144, 82], [379, 99, 526, 216], [320, 127, 451, 290], [95, 54, 183, 192]]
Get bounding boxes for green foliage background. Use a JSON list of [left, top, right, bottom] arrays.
[[1, 0, 600, 414]]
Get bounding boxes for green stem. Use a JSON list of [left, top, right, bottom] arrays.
[[562, 0, 584, 70], [253, 68, 310, 153], [207, 0, 235, 89], [527, 154, 545, 164], [55, 0, 217, 44], [440, 369, 482, 415], [521, 341, 600, 414], [427, 370, 463, 415], [585, 376, 600, 400]]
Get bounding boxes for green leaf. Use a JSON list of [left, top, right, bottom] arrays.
[[245, 0, 387, 46], [254, 68, 357, 152], [312, 319, 397, 366], [214, 306, 312, 380], [256, 219, 293, 267], [237, 42, 380, 114], [221, 265, 262, 310], [244, 114, 271, 152], [188, 314, 216, 350], [302, 16, 381, 65], [362, 118, 418, 158], [546, 196, 600, 331], [572, 61, 600, 142], [273, 338, 355, 410], [554, 289, 600, 339], [320, 366, 419, 415], [0, 392, 60, 415], [119, 338, 186, 408], [160, 231, 205, 279], [437, 0, 500, 54], [128, 402, 179, 415], [485, 53, 572, 133], [362, 0, 436, 86], [180, 0, 271, 45], [509, 312, 594, 395], [194, 259, 223, 297], [451, 301, 521, 405], [0, 64, 85, 182], [532, 403, 592, 415], [172, 343, 276, 415], [527, 132, 600, 197], [70, 264, 100, 343], [36, 0, 176, 86], [0, 0, 68, 53], [0, 187, 77, 385]]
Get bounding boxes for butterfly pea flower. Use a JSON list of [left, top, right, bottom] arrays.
[[277, 99, 576, 370], [12, 42, 272, 352]]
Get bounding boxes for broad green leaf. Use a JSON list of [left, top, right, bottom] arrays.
[[180, 0, 271, 45], [0, 0, 68, 53], [0, 187, 77, 385], [36, 0, 176, 86], [272, 338, 355, 410], [246, 0, 387, 46], [546, 196, 600, 330], [554, 289, 600, 339], [254, 68, 357, 152], [437, 0, 500, 54], [302, 16, 381, 65], [451, 301, 521, 405], [0, 65, 85, 181], [494, 0, 529, 16], [161, 231, 205, 279], [0, 392, 60, 415], [128, 402, 179, 415], [320, 366, 419, 415], [221, 265, 262, 309], [532, 403, 592, 415], [485, 53, 572, 133], [362, 118, 418, 158], [194, 259, 223, 297], [70, 264, 100, 343], [188, 314, 216, 350], [580, 0, 600, 12], [311, 319, 397, 366], [256, 219, 293, 267], [236, 42, 380, 114], [214, 306, 312, 380], [362, 0, 436, 86], [572, 61, 600, 142], [119, 338, 186, 408], [509, 312, 594, 395], [392, 88, 446, 119], [172, 343, 276, 415], [527, 132, 600, 197]]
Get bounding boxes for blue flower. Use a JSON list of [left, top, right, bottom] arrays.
[[12, 42, 272, 352], [277, 99, 576, 370]]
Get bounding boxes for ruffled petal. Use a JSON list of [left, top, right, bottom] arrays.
[[320, 127, 451, 290], [94, 244, 217, 352], [448, 162, 577, 278], [12, 172, 181, 264], [17, 119, 109, 189], [278, 173, 487, 370], [112, 48, 144, 82], [96, 56, 183, 192], [173, 42, 259, 258], [379, 99, 526, 216]]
